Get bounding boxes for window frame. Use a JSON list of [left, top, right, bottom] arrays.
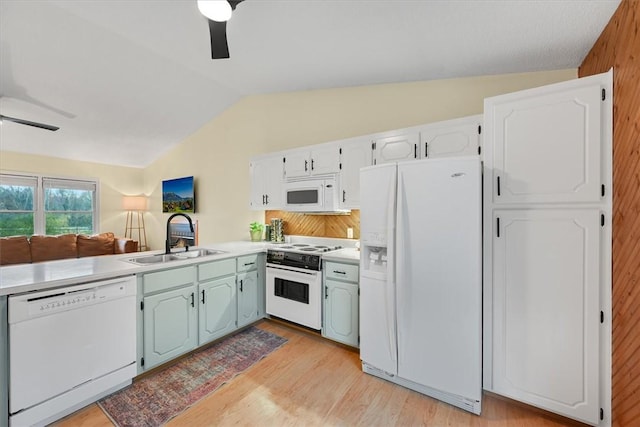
[[0, 171, 100, 236]]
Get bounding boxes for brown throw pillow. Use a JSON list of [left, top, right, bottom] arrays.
[[0, 236, 32, 265], [30, 234, 78, 262], [77, 233, 115, 257]]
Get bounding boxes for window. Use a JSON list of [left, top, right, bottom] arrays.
[[0, 175, 36, 237], [0, 173, 98, 237]]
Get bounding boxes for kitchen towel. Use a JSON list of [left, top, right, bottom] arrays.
[[98, 326, 287, 426]]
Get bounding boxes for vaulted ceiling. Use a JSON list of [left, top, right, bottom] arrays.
[[0, 0, 621, 168]]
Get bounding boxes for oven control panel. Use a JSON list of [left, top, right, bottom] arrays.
[[267, 250, 321, 271]]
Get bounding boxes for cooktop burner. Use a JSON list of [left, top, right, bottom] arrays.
[[267, 241, 346, 270], [268, 243, 343, 255]]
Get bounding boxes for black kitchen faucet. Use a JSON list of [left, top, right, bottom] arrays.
[[165, 213, 194, 254]]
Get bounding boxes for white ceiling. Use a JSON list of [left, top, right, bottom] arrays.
[[0, 0, 620, 168]]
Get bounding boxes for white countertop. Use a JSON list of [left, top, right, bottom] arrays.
[[0, 241, 269, 296], [321, 248, 361, 263]]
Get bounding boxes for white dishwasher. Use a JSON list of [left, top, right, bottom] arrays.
[[8, 276, 137, 427]]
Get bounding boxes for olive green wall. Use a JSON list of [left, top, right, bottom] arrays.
[[0, 152, 144, 236]]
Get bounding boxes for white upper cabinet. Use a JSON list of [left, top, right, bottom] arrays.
[[420, 114, 482, 159], [311, 146, 341, 175], [485, 82, 603, 204], [284, 144, 340, 179], [338, 137, 371, 209], [372, 132, 419, 165], [250, 154, 283, 210], [283, 150, 310, 178]]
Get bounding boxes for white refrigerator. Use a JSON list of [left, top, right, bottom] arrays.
[[359, 156, 482, 414]]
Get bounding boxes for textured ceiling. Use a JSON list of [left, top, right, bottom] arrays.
[[0, 0, 621, 168]]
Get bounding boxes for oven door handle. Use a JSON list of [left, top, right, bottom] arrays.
[[266, 265, 319, 275]]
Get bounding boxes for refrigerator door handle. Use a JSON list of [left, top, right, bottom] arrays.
[[385, 166, 398, 364], [395, 168, 407, 362]]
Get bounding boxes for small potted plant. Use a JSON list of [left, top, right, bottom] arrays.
[[249, 222, 264, 242]]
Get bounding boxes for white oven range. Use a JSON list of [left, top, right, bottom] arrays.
[[265, 243, 342, 330]]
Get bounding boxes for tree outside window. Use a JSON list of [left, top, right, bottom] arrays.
[[0, 174, 98, 237]]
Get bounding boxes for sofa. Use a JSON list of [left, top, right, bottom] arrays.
[[0, 232, 138, 266]]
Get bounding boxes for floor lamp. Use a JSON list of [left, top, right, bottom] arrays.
[[123, 195, 148, 251]]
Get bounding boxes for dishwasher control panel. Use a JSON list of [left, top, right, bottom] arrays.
[[8, 276, 136, 323], [29, 288, 98, 316]]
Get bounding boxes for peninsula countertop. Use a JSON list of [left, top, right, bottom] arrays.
[[0, 241, 269, 296]]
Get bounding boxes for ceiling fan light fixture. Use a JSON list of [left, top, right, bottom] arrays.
[[197, 0, 232, 22]]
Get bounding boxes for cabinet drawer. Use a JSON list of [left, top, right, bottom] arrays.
[[325, 262, 359, 283], [237, 254, 259, 272], [143, 266, 195, 294], [198, 258, 236, 282]]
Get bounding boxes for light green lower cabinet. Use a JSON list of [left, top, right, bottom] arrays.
[[323, 279, 359, 347], [143, 285, 198, 369], [141, 254, 266, 372], [237, 270, 259, 328], [198, 276, 237, 345]]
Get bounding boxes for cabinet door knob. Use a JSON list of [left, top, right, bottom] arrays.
[[265, 194, 269, 204], [311, 159, 315, 170], [304, 160, 308, 171], [240, 279, 244, 292], [201, 289, 205, 304], [342, 190, 346, 203], [191, 292, 195, 307]]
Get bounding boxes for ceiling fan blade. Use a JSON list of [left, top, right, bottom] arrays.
[[206, 0, 243, 59], [208, 19, 229, 59], [0, 114, 59, 131]]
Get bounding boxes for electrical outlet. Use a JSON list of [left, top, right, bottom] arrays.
[[347, 227, 354, 239]]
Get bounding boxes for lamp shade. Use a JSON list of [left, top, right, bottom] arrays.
[[122, 195, 147, 211]]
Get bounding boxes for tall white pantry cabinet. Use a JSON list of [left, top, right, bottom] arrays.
[[483, 70, 612, 426]]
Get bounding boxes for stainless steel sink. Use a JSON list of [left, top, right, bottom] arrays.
[[171, 249, 227, 259], [125, 254, 180, 264], [125, 249, 227, 265]]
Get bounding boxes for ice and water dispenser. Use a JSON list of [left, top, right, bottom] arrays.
[[360, 231, 389, 278]]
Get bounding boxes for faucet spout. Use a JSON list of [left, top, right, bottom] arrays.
[[166, 213, 194, 254]]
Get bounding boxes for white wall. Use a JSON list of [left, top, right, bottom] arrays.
[[143, 69, 577, 248]]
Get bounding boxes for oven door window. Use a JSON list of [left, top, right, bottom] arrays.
[[274, 277, 309, 304], [287, 189, 318, 205]]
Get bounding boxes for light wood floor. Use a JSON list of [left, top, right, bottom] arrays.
[[56, 320, 584, 426]]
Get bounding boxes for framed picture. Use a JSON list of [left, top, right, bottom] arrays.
[[162, 176, 195, 213]]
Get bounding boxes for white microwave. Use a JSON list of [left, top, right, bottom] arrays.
[[283, 177, 347, 213]]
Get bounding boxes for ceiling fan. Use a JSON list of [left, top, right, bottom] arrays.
[[0, 114, 59, 131], [197, 0, 244, 59]]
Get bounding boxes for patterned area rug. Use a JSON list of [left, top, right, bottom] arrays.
[[99, 326, 287, 426]]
